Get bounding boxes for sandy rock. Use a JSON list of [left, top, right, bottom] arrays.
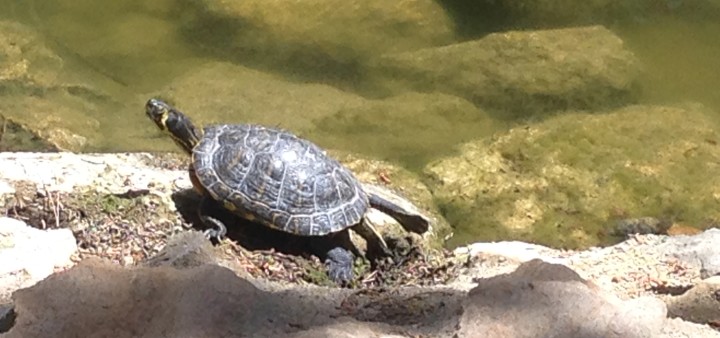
[[0, 152, 190, 198], [3, 258, 422, 337], [426, 104, 720, 249], [287, 320, 402, 338], [660, 228, 720, 278], [454, 241, 565, 265], [665, 276, 720, 325], [3, 236, 720, 337], [6, 259, 270, 337], [459, 259, 667, 338], [180, 0, 454, 79], [373, 25, 640, 117], [0, 217, 77, 301], [142, 230, 217, 269]]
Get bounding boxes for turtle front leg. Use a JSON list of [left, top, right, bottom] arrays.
[[325, 246, 355, 284], [198, 196, 228, 242]]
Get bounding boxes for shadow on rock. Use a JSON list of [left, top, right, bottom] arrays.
[[170, 188, 345, 263]]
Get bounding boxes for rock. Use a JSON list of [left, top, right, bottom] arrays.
[[426, 104, 720, 249], [3, 238, 719, 337], [142, 231, 217, 268], [6, 259, 271, 337], [287, 320, 402, 338], [665, 276, 720, 325], [313, 92, 495, 169], [459, 259, 667, 338], [179, 0, 455, 80], [3, 258, 437, 337], [660, 228, 720, 278], [0, 152, 191, 197], [454, 241, 564, 265], [612, 217, 671, 237], [152, 62, 367, 138], [372, 25, 640, 117], [0, 304, 14, 334], [0, 217, 77, 300], [0, 96, 102, 151], [0, 116, 59, 152], [665, 224, 703, 237]]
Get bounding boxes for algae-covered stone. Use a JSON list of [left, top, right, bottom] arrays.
[[314, 92, 495, 169], [0, 21, 63, 87], [372, 26, 640, 118], [0, 94, 101, 152], [426, 104, 720, 249], [0, 21, 111, 152], [180, 0, 455, 79], [333, 151, 452, 250], [150, 62, 367, 137]]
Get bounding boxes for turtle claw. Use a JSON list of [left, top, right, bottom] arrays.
[[198, 197, 227, 244], [202, 228, 224, 241]]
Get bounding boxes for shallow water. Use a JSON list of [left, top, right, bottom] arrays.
[[1, 0, 719, 248]]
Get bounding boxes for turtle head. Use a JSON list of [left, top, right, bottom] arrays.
[[145, 98, 202, 154]]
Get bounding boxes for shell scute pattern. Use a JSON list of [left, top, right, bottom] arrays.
[[193, 124, 369, 236]]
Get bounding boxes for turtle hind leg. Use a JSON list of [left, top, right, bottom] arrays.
[[198, 196, 227, 243], [353, 219, 392, 260]]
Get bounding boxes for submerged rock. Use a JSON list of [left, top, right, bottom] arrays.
[[372, 25, 640, 118], [179, 0, 455, 80], [0, 20, 63, 87], [426, 104, 720, 249], [314, 92, 494, 169], [0, 21, 111, 152]]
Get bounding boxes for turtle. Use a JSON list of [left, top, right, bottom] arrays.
[[145, 98, 430, 283]]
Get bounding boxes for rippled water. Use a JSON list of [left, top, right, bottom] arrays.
[[1, 0, 719, 247]]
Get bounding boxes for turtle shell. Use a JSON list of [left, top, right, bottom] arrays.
[[192, 124, 369, 236]]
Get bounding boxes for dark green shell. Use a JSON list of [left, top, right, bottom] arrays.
[[192, 124, 369, 236]]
